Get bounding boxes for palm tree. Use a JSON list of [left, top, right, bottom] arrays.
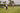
[[10, 0, 12, 5], [9, 0, 12, 7], [0, 1, 1, 4], [3, 1, 6, 6]]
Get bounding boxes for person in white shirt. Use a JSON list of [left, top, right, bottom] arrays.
[[6, 4, 8, 10]]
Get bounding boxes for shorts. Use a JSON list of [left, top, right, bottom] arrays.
[[6, 7, 7, 9]]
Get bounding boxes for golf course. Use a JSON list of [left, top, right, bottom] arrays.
[[0, 6, 20, 13]]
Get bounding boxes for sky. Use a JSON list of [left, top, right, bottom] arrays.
[[11, 0, 20, 4], [0, 0, 10, 4], [14, 0, 20, 4], [0, 0, 20, 4]]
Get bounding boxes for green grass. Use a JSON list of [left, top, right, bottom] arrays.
[[0, 6, 20, 13]]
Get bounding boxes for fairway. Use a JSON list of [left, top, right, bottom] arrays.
[[0, 6, 20, 13]]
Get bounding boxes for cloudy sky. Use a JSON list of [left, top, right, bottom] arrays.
[[11, 0, 20, 4], [0, 0, 20, 4], [0, 0, 10, 4], [14, 0, 20, 4]]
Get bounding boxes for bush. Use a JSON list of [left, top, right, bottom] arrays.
[[0, 4, 4, 8], [0, 4, 4, 6]]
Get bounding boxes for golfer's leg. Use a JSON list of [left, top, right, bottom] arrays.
[[6, 7, 7, 10]]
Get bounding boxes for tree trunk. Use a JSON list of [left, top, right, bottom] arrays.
[[10, 0, 12, 7]]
